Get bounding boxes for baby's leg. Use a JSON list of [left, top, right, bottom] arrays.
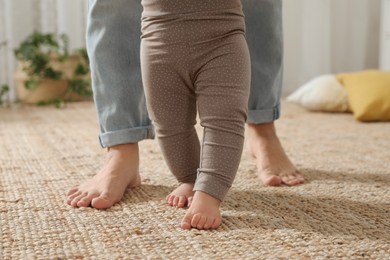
[[181, 33, 251, 230], [140, 41, 200, 208], [156, 119, 199, 208]]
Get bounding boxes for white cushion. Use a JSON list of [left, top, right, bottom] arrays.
[[287, 74, 349, 112]]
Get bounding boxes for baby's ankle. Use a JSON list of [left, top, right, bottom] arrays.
[[193, 191, 221, 207]]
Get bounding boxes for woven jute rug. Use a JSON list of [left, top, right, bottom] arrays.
[[1, 101, 389, 259]]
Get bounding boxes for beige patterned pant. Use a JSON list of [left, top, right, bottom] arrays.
[[140, 0, 251, 201]]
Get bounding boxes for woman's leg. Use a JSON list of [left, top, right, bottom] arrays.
[[88, 0, 153, 147], [66, 0, 153, 209], [243, 0, 304, 185]]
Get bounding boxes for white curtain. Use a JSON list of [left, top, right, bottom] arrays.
[[0, 0, 384, 102], [283, 0, 382, 94]]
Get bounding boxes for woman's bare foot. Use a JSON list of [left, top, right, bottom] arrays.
[[66, 143, 141, 209], [247, 122, 305, 186], [181, 191, 222, 230], [166, 183, 195, 208]]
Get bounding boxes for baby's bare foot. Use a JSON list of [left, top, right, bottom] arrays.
[[247, 123, 305, 186], [166, 183, 195, 208], [181, 191, 222, 230], [66, 143, 141, 209]]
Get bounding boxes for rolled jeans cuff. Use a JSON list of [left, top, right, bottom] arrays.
[[99, 125, 155, 148], [247, 103, 280, 124]]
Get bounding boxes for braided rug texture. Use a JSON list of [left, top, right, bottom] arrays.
[[1, 101, 389, 259]]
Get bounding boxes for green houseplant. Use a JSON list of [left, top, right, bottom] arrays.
[[14, 32, 92, 107], [0, 85, 9, 106], [0, 41, 10, 106]]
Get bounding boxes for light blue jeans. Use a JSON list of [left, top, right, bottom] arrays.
[[87, 0, 283, 148]]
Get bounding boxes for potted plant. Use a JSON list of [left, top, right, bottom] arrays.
[[0, 41, 10, 106], [0, 85, 9, 106], [13, 32, 92, 107]]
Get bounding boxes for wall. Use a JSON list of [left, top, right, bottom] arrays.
[[0, 0, 384, 102]]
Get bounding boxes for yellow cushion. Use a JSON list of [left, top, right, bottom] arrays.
[[336, 70, 390, 122]]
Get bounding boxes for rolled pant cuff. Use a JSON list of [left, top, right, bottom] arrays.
[[99, 125, 155, 148], [247, 103, 281, 124], [193, 179, 230, 202]]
